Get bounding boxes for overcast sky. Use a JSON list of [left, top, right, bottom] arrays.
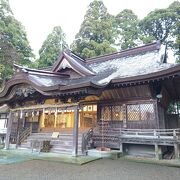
[[9, 0, 176, 57]]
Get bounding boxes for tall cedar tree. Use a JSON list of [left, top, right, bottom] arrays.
[[115, 9, 139, 50], [71, 0, 116, 59], [36, 26, 68, 68], [0, 0, 33, 83]]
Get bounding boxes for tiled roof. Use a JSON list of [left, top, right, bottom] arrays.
[[0, 41, 179, 101]]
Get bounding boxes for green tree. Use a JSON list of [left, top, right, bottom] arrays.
[[0, 0, 33, 83], [115, 9, 139, 50], [168, 1, 180, 62], [71, 0, 116, 58], [139, 5, 178, 46], [36, 26, 68, 68]]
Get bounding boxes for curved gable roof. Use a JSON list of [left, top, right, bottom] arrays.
[[0, 41, 179, 104], [52, 50, 95, 76]]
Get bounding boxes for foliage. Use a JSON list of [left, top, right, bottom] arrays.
[[139, 3, 178, 47], [0, 0, 33, 83], [36, 26, 68, 68], [167, 101, 180, 115], [115, 9, 140, 50], [168, 1, 180, 62], [71, 0, 116, 59]]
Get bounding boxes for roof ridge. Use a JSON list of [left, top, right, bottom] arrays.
[[86, 41, 161, 64], [14, 64, 70, 78]]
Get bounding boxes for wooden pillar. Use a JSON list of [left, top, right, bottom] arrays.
[[155, 101, 160, 129], [154, 143, 162, 160], [41, 108, 45, 128], [16, 110, 22, 148], [123, 104, 127, 128], [72, 106, 79, 157], [174, 144, 180, 159], [5, 111, 13, 149], [54, 108, 58, 128]]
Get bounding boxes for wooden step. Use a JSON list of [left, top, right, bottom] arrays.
[[18, 131, 84, 155]]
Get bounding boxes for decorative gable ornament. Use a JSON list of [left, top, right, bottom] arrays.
[[59, 58, 72, 70]]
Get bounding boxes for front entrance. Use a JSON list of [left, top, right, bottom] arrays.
[[44, 110, 74, 129], [40, 104, 97, 131]]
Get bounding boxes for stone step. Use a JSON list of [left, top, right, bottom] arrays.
[[50, 141, 82, 146], [50, 147, 82, 154], [52, 144, 82, 149], [18, 147, 30, 150]]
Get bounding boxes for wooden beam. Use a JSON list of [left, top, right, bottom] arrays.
[[11, 103, 79, 112], [5, 111, 13, 149], [72, 106, 79, 156]]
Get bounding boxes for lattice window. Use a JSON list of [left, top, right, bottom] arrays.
[[101, 106, 111, 120], [127, 103, 155, 121], [112, 105, 123, 121], [127, 105, 140, 121], [140, 103, 155, 120]]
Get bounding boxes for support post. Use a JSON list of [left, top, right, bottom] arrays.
[[154, 143, 162, 160], [54, 108, 57, 128], [41, 108, 45, 128], [5, 111, 13, 149], [123, 104, 127, 128], [174, 144, 180, 159], [72, 106, 79, 157], [16, 110, 21, 149]]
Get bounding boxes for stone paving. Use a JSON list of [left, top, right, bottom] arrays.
[[0, 158, 180, 180]]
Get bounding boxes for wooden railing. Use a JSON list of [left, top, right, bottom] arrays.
[[92, 127, 180, 149], [119, 128, 180, 139]]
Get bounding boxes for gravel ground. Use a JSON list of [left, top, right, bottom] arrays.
[[0, 159, 180, 180]]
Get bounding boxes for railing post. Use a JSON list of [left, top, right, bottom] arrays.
[[173, 129, 177, 140], [153, 129, 157, 137], [154, 143, 162, 160]]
